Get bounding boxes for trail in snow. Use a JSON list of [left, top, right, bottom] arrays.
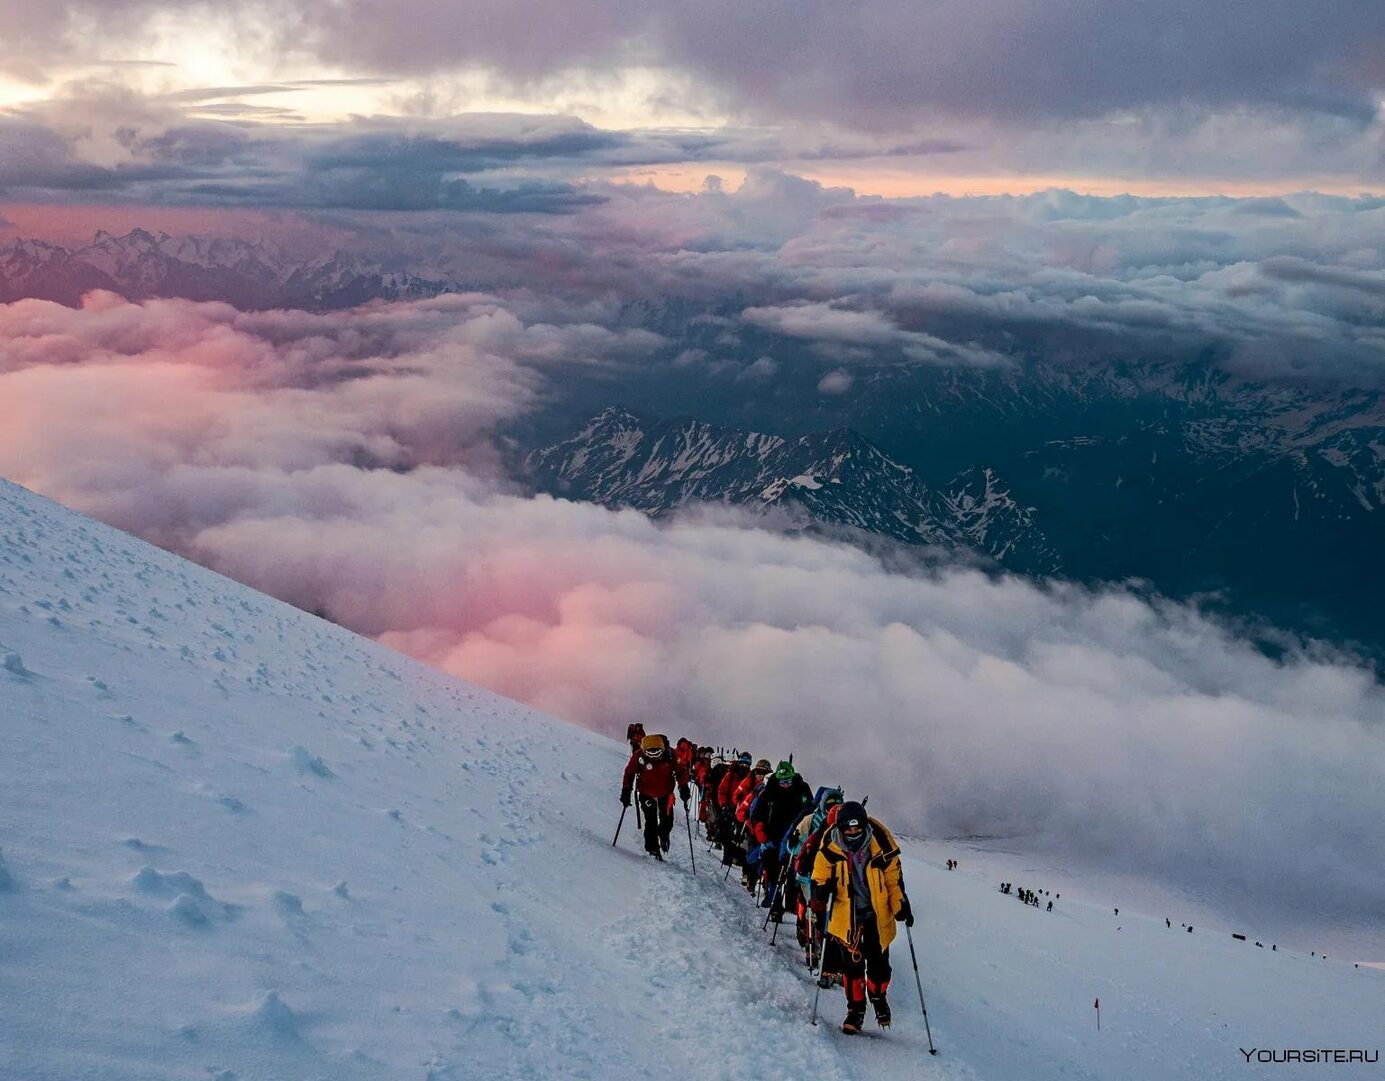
[[1, 475, 1382, 1080]]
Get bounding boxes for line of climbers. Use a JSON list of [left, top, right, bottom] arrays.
[[619, 725, 915, 1036]]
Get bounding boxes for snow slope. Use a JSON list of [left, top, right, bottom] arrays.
[[1, 476, 1381, 1080]]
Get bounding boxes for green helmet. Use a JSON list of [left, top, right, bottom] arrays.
[[774, 760, 795, 781]]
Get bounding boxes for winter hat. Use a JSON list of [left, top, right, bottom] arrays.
[[754, 758, 772, 772], [737, 752, 753, 766], [836, 801, 871, 850], [819, 787, 844, 809], [774, 760, 795, 781]]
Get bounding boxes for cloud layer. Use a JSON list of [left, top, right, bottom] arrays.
[[2, 289, 1383, 937], [11, 0, 1385, 131]]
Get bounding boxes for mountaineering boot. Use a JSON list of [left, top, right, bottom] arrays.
[[869, 993, 891, 1028], [661, 833, 671, 854], [841, 1002, 867, 1035]]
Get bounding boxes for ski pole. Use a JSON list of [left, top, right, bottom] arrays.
[[634, 782, 642, 832], [905, 924, 938, 1055], [684, 798, 696, 875], [810, 895, 834, 1026], [613, 804, 628, 847]]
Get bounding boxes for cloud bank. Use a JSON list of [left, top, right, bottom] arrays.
[[1, 290, 1383, 936], [11, 0, 1385, 133]]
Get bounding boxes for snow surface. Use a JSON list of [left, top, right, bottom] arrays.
[[1, 475, 1382, 1080]]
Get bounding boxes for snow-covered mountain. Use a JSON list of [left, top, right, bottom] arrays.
[[0, 229, 458, 309], [2, 476, 1382, 1079], [526, 407, 1060, 573]]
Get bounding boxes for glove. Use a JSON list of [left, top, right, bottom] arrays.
[[897, 896, 914, 927], [679, 785, 691, 803], [620, 790, 631, 807]]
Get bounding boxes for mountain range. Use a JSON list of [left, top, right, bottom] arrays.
[[0, 229, 458, 310], [526, 406, 1061, 573]]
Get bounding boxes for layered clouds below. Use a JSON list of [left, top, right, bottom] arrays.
[[2, 286, 1384, 938]]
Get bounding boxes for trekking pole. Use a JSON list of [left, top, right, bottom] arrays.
[[613, 804, 628, 847], [774, 863, 794, 943], [770, 871, 791, 947], [810, 895, 834, 1026], [905, 926, 938, 1055], [762, 858, 788, 931], [683, 798, 696, 875], [898, 868, 937, 1054]]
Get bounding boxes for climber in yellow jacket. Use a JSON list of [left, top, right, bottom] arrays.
[[810, 800, 913, 1034]]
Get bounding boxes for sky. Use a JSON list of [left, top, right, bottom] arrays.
[[1, 0, 1384, 200], [3, 0, 1385, 932]]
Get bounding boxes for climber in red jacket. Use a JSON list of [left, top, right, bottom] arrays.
[[620, 734, 690, 860]]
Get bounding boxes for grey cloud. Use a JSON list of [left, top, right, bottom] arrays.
[[1259, 256, 1385, 298], [0, 120, 205, 193], [0, 104, 620, 212], [12, 1, 1385, 136]]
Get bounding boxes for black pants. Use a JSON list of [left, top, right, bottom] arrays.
[[640, 794, 675, 854], [825, 914, 892, 1004]]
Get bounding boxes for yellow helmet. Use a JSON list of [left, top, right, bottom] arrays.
[[641, 734, 667, 759]]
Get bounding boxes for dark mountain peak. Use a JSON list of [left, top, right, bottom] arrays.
[[587, 405, 648, 429], [804, 425, 883, 455]]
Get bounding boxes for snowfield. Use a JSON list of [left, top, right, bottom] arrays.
[[0, 476, 1381, 1080]]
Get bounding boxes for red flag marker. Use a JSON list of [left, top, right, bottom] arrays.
[[1094, 998, 1101, 1030]]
